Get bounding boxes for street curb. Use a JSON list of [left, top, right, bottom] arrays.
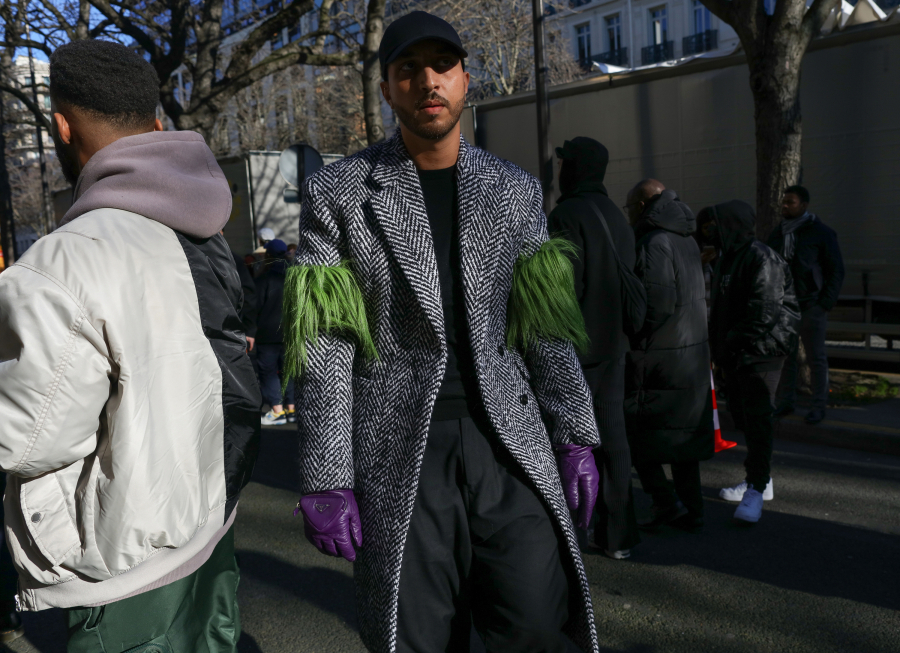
[[718, 408, 900, 457]]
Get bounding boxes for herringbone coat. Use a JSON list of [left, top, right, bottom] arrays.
[[295, 133, 600, 653]]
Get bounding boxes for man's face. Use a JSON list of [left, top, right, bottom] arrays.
[[381, 40, 469, 142], [781, 193, 808, 219], [624, 190, 644, 226]]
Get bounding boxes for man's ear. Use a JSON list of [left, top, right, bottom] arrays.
[[380, 80, 392, 108], [53, 112, 71, 145], [154, 118, 164, 132]]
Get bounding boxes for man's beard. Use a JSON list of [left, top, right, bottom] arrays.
[[394, 92, 465, 141], [52, 135, 80, 187]]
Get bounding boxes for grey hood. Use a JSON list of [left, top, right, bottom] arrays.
[[60, 131, 231, 239]]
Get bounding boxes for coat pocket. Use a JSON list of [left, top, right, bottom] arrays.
[[20, 474, 81, 568]]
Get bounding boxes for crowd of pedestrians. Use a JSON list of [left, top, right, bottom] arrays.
[[552, 146, 843, 551], [0, 12, 846, 653]]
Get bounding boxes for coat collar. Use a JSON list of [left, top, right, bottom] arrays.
[[368, 131, 508, 351]]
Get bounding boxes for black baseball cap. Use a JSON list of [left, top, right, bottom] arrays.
[[379, 11, 467, 80]]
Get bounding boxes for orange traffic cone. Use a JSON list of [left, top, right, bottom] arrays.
[[711, 368, 737, 452]]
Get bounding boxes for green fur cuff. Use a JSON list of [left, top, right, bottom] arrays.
[[506, 238, 589, 353], [282, 262, 377, 381]]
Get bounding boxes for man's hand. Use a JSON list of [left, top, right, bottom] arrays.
[[295, 489, 362, 561], [554, 445, 599, 530], [246, 336, 255, 353]]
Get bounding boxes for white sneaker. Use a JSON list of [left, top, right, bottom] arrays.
[[604, 549, 631, 560], [261, 409, 287, 426], [733, 487, 764, 524], [719, 478, 773, 502]]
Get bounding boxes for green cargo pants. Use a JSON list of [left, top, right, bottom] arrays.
[[66, 526, 240, 653]]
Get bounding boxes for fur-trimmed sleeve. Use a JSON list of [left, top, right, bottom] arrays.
[[286, 174, 371, 494], [511, 178, 599, 448]]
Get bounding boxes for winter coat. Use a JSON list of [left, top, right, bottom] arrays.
[[293, 133, 600, 653], [0, 131, 261, 611], [232, 249, 258, 338], [548, 139, 636, 366], [254, 258, 287, 344], [625, 190, 713, 464], [768, 215, 844, 311], [709, 201, 800, 371]]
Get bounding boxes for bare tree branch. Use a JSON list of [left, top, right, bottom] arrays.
[[0, 83, 52, 132], [803, 0, 842, 40], [699, 0, 734, 25]]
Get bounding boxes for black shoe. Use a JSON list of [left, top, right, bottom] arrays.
[[0, 610, 24, 643], [804, 409, 825, 425], [638, 502, 688, 532], [670, 513, 704, 534], [773, 405, 794, 418]]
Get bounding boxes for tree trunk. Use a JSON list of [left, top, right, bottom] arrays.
[[361, 0, 387, 145], [746, 51, 804, 241], [0, 56, 16, 265], [173, 107, 219, 145]]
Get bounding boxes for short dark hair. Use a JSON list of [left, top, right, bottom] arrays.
[[50, 40, 160, 130], [784, 185, 810, 204]]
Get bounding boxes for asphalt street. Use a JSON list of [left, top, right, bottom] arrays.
[[5, 425, 899, 653]]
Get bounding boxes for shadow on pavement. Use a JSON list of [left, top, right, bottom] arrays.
[[236, 549, 358, 631], [237, 630, 264, 652], [612, 486, 900, 612]]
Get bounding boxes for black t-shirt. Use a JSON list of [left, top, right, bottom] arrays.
[[417, 166, 476, 420]]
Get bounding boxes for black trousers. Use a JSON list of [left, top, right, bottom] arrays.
[[256, 343, 294, 408], [633, 460, 704, 518], [582, 357, 640, 551], [727, 364, 783, 490], [396, 417, 570, 653]]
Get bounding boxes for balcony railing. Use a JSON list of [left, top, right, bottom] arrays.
[[591, 48, 629, 68], [683, 30, 718, 56], [641, 41, 674, 66]]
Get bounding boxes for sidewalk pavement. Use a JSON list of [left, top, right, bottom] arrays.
[[719, 398, 900, 457]]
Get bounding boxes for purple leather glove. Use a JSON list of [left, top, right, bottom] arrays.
[[554, 444, 600, 530], [294, 490, 362, 562]]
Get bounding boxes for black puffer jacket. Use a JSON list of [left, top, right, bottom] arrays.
[[767, 215, 844, 311], [709, 201, 800, 371], [254, 257, 287, 344], [625, 190, 713, 464], [548, 138, 635, 365]]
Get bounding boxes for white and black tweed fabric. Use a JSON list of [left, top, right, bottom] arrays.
[[294, 132, 601, 653]]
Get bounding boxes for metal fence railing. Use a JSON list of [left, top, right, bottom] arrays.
[[641, 41, 674, 66]]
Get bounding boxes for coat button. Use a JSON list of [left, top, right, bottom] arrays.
[[520, 394, 528, 405], [497, 345, 504, 356], [31, 512, 41, 523]]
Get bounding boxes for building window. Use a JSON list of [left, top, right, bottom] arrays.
[[649, 6, 668, 45], [43, 95, 51, 109], [571, 0, 592, 6], [693, 0, 711, 34], [575, 23, 592, 63], [606, 14, 622, 52]]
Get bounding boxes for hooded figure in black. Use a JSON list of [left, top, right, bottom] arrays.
[[549, 137, 640, 557], [705, 200, 799, 523], [626, 186, 713, 532]]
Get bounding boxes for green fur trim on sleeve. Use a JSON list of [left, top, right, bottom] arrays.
[[282, 262, 377, 381], [506, 237, 589, 353]]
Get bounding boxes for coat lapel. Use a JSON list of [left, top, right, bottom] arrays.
[[369, 133, 445, 344], [456, 138, 509, 359]]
